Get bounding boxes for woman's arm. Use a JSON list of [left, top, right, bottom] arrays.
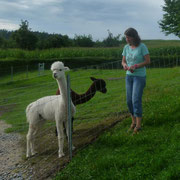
[[137, 54, 151, 68], [122, 56, 128, 70], [129, 54, 150, 70]]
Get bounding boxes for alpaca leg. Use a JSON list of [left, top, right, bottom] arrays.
[[26, 124, 35, 158], [30, 139, 36, 156], [56, 121, 65, 158], [65, 120, 69, 140], [54, 123, 67, 137], [65, 120, 75, 150], [31, 126, 39, 156], [26, 135, 31, 158]]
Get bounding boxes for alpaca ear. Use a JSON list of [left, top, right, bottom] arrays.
[[64, 67, 70, 71], [90, 77, 96, 81]]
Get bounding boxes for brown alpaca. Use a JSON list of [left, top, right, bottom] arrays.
[[55, 77, 107, 135], [56, 77, 107, 105]]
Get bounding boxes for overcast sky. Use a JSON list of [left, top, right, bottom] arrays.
[[0, 0, 179, 40]]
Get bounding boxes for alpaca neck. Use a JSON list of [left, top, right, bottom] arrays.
[[71, 82, 97, 105], [57, 76, 67, 101]]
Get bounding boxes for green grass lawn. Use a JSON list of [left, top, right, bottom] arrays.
[[0, 66, 180, 179], [54, 67, 180, 180], [0, 67, 127, 133]]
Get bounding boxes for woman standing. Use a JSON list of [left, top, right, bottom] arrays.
[[121, 28, 150, 134]]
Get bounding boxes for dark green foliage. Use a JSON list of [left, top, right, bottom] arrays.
[[0, 45, 180, 69], [0, 30, 17, 48], [0, 36, 4, 47], [74, 34, 94, 47], [150, 46, 180, 56], [0, 21, 124, 49], [37, 34, 73, 49], [121, 36, 126, 44], [11, 20, 38, 50], [0, 29, 13, 39], [102, 30, 121, 47], [159, 0, 180, 38]]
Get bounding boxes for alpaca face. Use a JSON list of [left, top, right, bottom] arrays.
[[96, 79, 107, 93], [90, 77, 107, 93], [51, 61, 70, 79]]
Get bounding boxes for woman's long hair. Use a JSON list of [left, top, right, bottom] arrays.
[[124, 28, 141, 46]]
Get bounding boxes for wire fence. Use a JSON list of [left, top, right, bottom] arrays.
[[0, 56, 179, 85], [0, 63, 47, 85], [0, 57, 180, 179]]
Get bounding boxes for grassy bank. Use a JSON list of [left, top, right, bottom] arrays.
[[54, 67, 180, 180], [0, 66, 179, 179], [0, 67, 127, 133]]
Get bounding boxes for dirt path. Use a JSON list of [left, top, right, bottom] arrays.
[[0, 110, 129, 180], [30, 111, 130, 180], [0, 120, 24, 179]]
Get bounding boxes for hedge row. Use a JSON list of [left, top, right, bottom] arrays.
[[0, 55, 179, 76], [0, 57, 118, 75]]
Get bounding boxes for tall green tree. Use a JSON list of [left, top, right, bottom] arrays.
[[74, 34, 94, 47], [0, 36, 4, 48], [103, 30, 121, 47], [159, 0, 180, 38], [11, 20, 38, 50]]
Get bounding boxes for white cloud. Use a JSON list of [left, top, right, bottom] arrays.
[[0, 1, 29, 10], [0, 0, 178, 40], [25, 0, 64, 6], [0, 19, 19, 30]]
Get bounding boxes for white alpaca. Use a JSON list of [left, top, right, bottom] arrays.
[[26, 61, 76, 158]]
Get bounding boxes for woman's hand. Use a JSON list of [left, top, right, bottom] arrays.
[[128, 64, 138, 73], [123, 64, 128, 70], [122, 56, 128, 71]]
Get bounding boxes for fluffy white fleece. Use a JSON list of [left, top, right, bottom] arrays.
[[26, 61, 76, 158]]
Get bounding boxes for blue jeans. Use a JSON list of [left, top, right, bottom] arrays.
[[126, 75, 146, 117]]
